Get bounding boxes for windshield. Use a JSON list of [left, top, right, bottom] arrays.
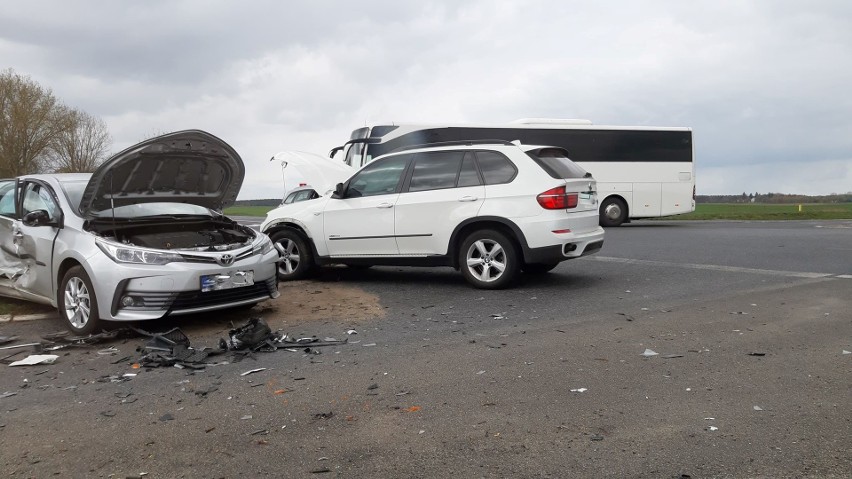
[[343, 127, 370, 167], [58, 179, 89, 211]]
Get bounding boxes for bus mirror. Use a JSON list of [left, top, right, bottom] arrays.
[[328, 145, 344, 158]]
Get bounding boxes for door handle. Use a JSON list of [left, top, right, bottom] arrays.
[[458, 196, 478, 202], [376, 203, 394, 209]]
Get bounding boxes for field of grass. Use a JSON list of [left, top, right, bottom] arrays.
[[224, 205, 276, 217], [662, 203, 852, 221]]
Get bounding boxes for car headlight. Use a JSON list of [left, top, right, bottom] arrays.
[[253, 234, 274, 255], [96, 238, 184, 265]]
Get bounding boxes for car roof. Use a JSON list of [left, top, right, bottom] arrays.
[[382, 140, 521, 157]]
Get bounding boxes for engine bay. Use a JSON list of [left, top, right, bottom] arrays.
[[88, 218, 255, 251]]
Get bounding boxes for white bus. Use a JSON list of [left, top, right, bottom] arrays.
[[331, 119, 695, 226]]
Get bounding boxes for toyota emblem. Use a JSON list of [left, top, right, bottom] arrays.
[[218, 254, 235, 266]]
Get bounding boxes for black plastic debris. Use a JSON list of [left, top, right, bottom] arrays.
[[133, 327, 217, 369], [222, 318, 348, 354], [138, 327, 190, 352], [224, 317, 274, 350]]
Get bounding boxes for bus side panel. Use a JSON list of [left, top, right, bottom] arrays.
[[632, 183, 662, 217], [661, 179, 696, 216]]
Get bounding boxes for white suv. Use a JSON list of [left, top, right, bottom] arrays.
[[260, 141, 604, 289]]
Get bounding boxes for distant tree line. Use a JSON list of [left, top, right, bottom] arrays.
[[698, 193, 852, 204], [0, 68, 111, 177]]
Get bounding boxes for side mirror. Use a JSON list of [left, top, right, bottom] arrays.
[[23, 209, 53, 227], [331, 183, 345, 199]]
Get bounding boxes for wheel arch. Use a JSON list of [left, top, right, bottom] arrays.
[[263, 221, 322, 265], [599, 194, 629, 226], [448, 217, 528, 269]]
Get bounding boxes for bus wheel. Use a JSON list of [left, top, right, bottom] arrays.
[[600, 197, 627, 227]]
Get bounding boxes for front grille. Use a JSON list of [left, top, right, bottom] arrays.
[[181, 248, 255, 264], [169, 277, 277, 312]]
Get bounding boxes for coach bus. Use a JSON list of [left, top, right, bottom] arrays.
[[330, 119, 695, 226]]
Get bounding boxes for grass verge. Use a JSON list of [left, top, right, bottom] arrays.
[[661, 203, 852, 221]]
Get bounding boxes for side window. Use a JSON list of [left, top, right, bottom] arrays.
[[409, 151, 465, 192], [476, 151, 517, 185], [457, 153, 481, 187], [346, 155, 411, 198], [22, 182, 60, 221], [0, 180, 16, 218]]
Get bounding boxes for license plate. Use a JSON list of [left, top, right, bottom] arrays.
[[200, 270, 254, 292]]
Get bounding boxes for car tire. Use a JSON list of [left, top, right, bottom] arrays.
[[522, 262, 559, 274], [58, 265, 100, 335], [270, 228, 315, 281], [459, 229, 520, 289], [600, 197, 627, 227]]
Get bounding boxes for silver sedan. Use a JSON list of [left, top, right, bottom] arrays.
[[0, 130, 279, 334]]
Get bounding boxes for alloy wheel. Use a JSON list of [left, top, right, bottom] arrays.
[[465, 239, 507, 283], [64, 277, 91, 329], [275, 238, 301, 275]]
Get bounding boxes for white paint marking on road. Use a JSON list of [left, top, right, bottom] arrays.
[[589, 256, 834, 279]]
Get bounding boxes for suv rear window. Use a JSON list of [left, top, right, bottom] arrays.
[[526, 147, 590, 179]]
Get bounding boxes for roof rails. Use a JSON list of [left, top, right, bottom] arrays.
[[389, 139, 516, 154]]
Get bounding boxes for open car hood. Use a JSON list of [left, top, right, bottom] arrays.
[[270, 151, 354, 194], [79, 130, 245, 216]]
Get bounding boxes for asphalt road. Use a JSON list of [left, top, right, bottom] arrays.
[[1, 220, 850, 478]]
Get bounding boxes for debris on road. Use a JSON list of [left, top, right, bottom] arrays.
[[0, 342, 42, 351], [641, 349, 659, 357], [1, 391, 17, 399], [753, 405, 764, 411], [241, 368, 267, 376], [570, 388, 588, 393], [748, 352, 767, 357], [662, 354, 684, 359], [9, 354, 59, 366], [224, 317, 274, 350], [843, 350, 851, 355], [346, 330, 357, 335]]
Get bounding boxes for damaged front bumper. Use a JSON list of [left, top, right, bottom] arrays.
[[85, 248, 280, 321]]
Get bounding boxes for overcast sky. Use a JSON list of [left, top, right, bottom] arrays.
[[2, 0, 850, 198]]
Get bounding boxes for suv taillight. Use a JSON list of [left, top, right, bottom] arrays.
[[537, 186, 578, 209]]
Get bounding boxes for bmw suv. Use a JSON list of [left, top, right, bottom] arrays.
[[260, 141, 604, 289]]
